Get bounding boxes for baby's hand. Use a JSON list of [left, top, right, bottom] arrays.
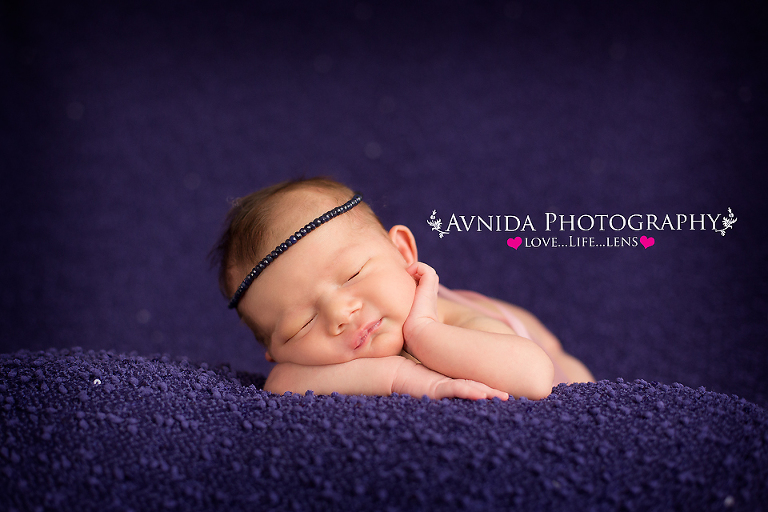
[[402, 262, 440, 349], [430, 377, 510, 401], [392, 357, 509, 401]]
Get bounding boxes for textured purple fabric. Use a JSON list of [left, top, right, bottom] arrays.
[[2, 349, 767, 511]]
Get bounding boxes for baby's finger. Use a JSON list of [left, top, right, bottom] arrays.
[[406, 267, 439, 324], [440, 379, 509, 401], [473, 390, 509, 401], [408, 262, 439, 296], [407, 261, 436, 281], [465, 381, 509, 401]]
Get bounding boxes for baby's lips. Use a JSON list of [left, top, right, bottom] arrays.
[[352, 319, 382, 350]]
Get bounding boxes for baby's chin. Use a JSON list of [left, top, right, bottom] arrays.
[[338, 339, 404, 364], [360, 342, 405, 361]]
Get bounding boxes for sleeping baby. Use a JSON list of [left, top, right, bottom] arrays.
[[212, 177, 594, 400]]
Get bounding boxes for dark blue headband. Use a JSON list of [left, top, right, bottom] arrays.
[[228, 194, 363, 309]]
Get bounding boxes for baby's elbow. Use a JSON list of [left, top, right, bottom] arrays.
[[263, 364, 297, 395], [519, 353, 555, 400], [263, 371, 283, 394]]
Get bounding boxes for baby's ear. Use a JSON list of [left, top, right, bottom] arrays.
[[388, 225, 418, 265]]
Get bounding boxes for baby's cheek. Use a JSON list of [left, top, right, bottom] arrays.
[[370, 268, 417, 318], [396, 275, 419, 318]]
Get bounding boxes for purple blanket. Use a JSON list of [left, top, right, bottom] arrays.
[[2, 348, 766, 511]]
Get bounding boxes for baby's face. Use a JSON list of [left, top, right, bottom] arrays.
[[238, 201, 417, 366]]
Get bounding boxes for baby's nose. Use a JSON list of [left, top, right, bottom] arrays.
[[325, 292, 361, 335]]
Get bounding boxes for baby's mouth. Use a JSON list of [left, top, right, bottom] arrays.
[[354, 319, 382, 349]]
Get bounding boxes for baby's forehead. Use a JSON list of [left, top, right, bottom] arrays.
[[268, 188, 382, 243], [269, 189, 342, 232]]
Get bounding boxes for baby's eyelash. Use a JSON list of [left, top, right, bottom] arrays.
[[287, 316, 314, 342], [348, 261, 367, 282]]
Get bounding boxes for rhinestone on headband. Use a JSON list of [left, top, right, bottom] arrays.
[[228, 194, 363, 309]]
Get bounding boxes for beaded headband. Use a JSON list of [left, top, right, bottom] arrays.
[[228, 193, 363, 309]]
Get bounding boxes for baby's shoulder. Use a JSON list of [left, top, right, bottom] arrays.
[[459, 315, 518, 336], [438, 294, 518, 335]]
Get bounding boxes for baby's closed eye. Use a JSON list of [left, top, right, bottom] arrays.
[[285, 315, 315, 342], [346, 260, 369, 282]]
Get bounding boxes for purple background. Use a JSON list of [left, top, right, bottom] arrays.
[[2, 1, 766, 405]]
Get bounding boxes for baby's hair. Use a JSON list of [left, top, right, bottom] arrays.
[[210, 176, 382, 311]]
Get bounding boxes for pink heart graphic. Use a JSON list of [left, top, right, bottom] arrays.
[[507, 237, 522, 250], [640, 235, 655, 249]]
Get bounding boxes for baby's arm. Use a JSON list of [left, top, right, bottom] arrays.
[[483, 298, 595, 384], [403, 263, 555, 400], [264, 356, 508, 400]]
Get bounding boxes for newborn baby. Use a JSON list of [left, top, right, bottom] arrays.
[[212, 177, 593, 400]]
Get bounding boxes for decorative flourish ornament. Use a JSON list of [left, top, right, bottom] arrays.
[[427, 210, 450, 238], [714, 207, 737, 236]]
